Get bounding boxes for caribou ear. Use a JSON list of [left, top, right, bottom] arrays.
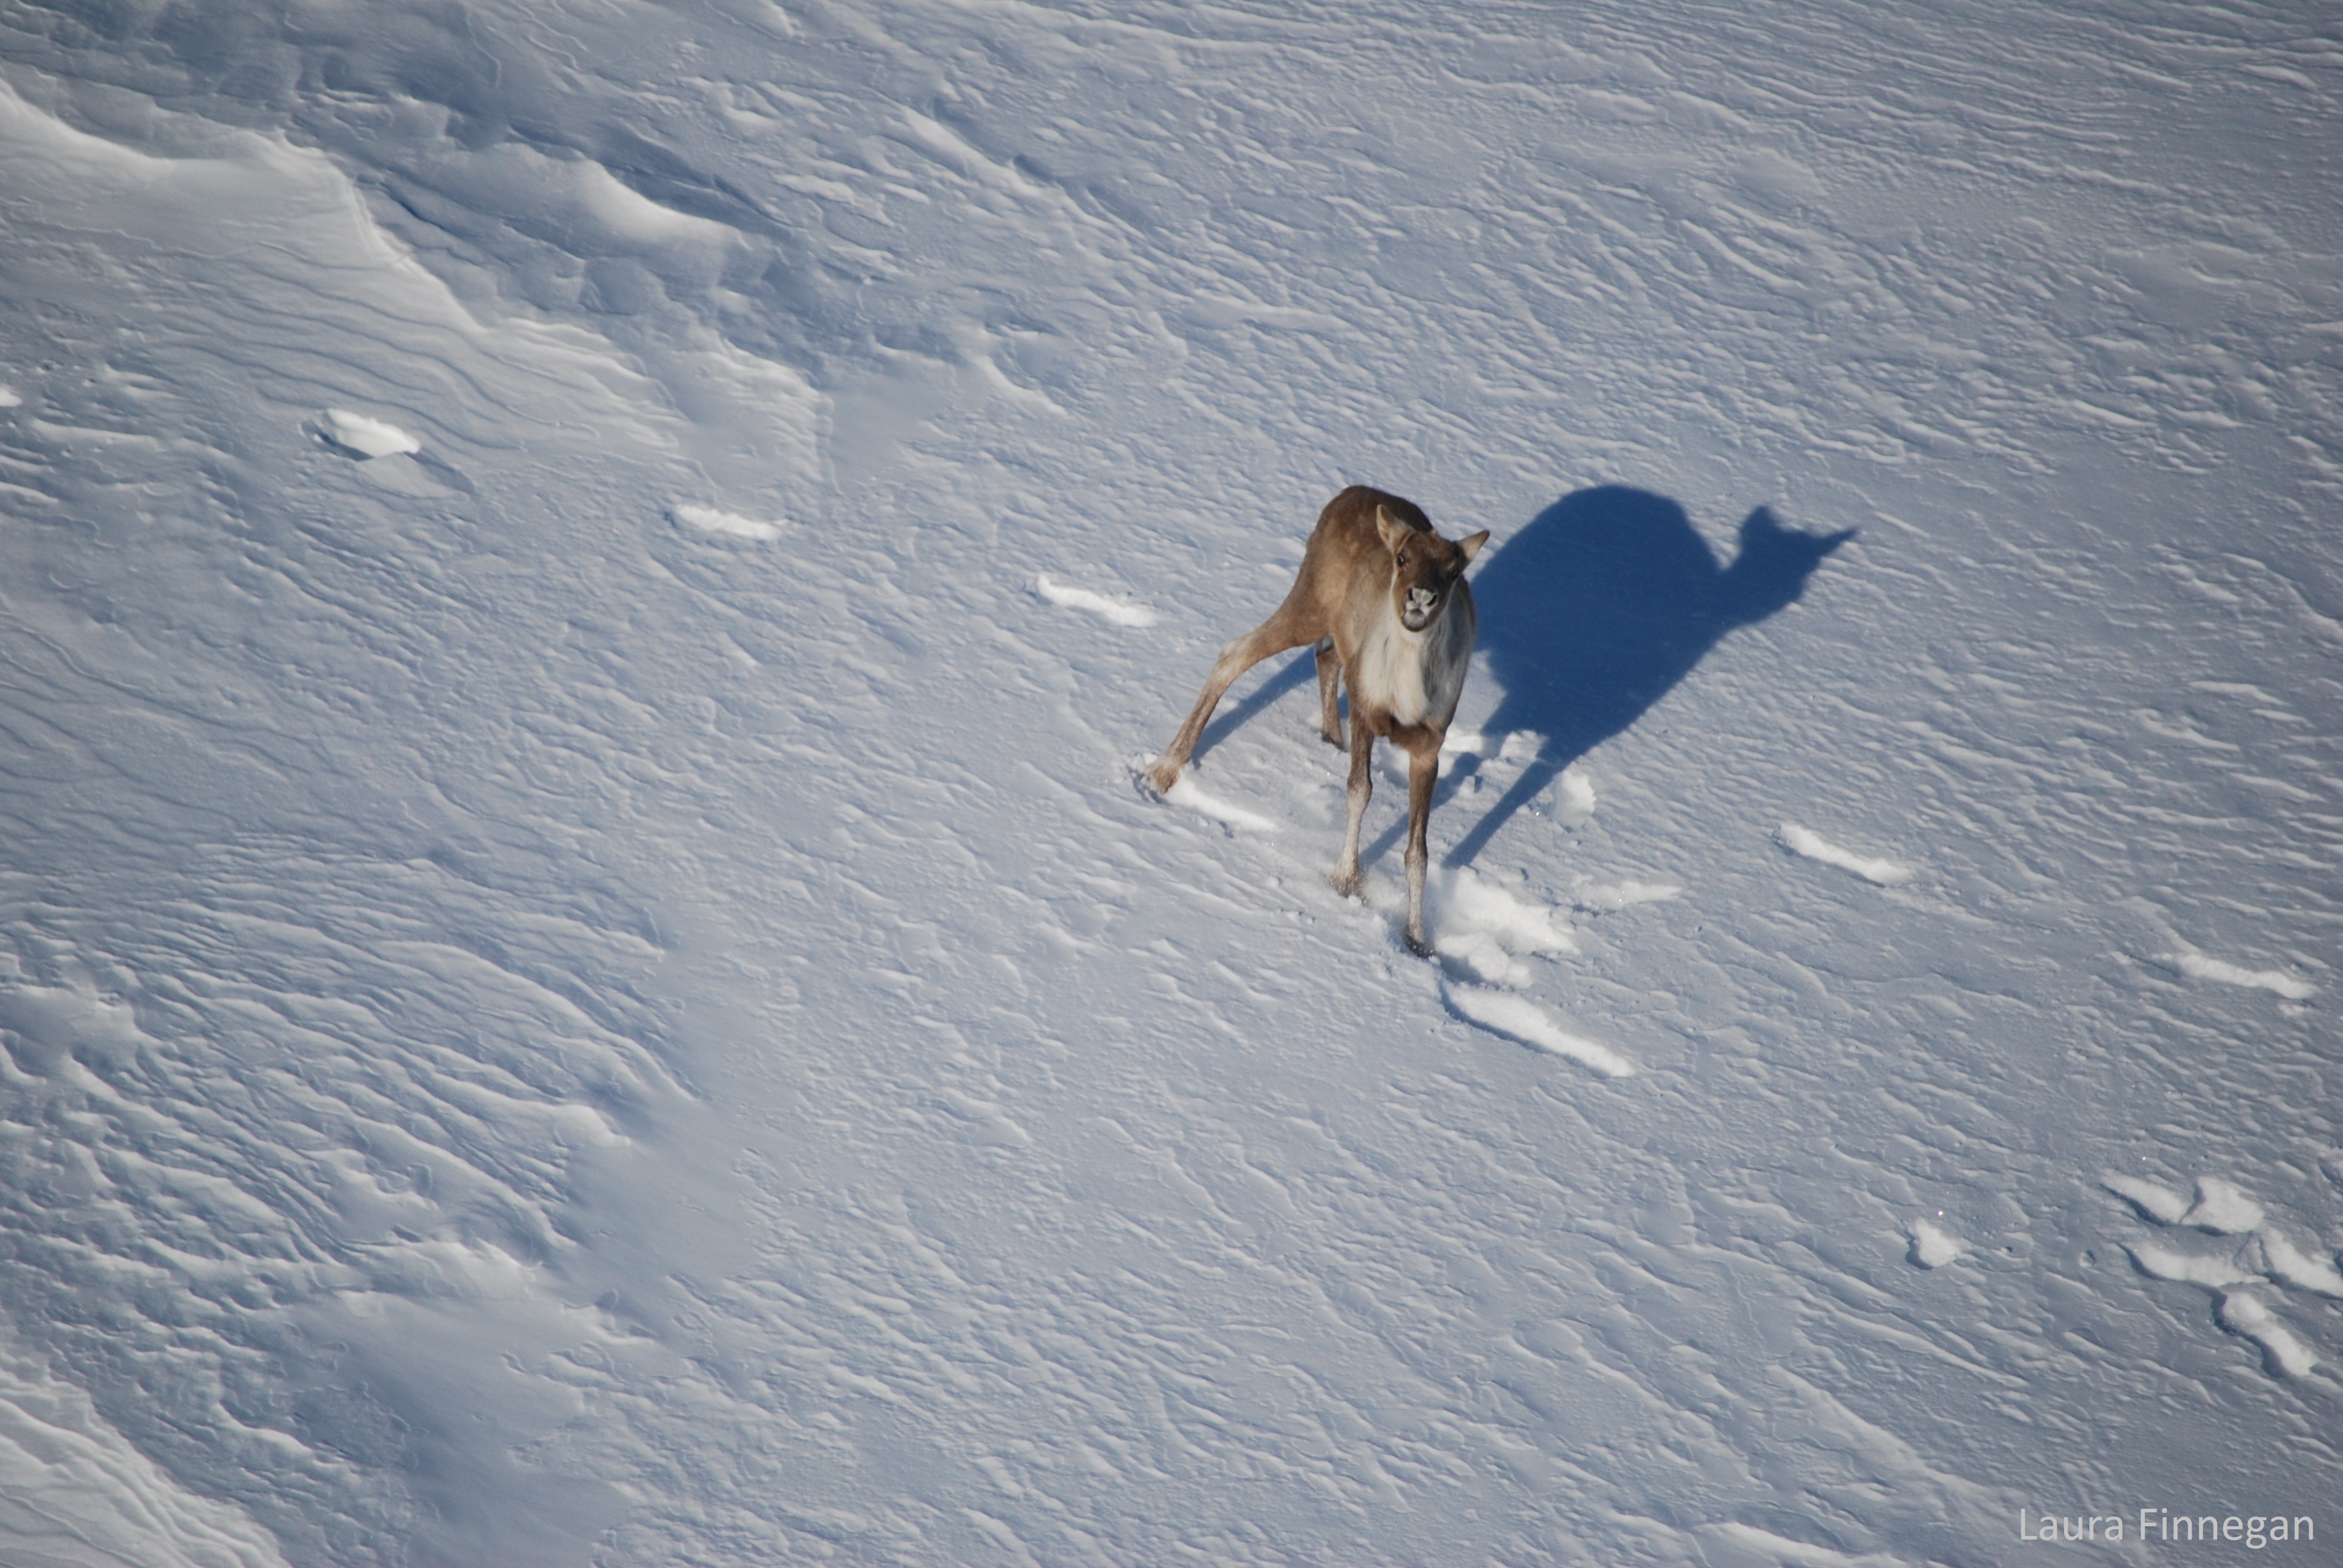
[[1374, 503, 1410, 554], [1458, 529, 1490, 563]]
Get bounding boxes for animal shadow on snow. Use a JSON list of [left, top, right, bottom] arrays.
[[1443, 486, 1851, 866]]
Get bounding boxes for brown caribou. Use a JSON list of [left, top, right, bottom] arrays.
[[1146, 486, 1489, 955]]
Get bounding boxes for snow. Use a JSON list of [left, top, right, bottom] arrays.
[[1439, 982, 1634, 1078], [1777, 823, 1915, 886], [1035, 573, 1158, 628], [2103, 1173, 2192, 1226], [1907, 1218, 1964, 1270], [1, 0, 2338, 1561], [2216, 1293, 2319, 1380], [2180, 1175, 2269, 1235], [321, 410, 422, 460], [2168, 949, 2319, 1001], [670, 501, 785, 541], [2259, 1230, 2343, 1299], [1156, 769, 1279, 834]]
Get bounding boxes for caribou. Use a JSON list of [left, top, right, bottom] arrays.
[[1147, 486, 1488, 955]]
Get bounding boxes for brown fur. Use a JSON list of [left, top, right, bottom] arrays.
[[1146, 486, 1489, 954]]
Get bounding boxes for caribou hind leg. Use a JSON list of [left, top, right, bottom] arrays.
[[1145, 606, 1319, 795], [1312, 636, 1344, 748]]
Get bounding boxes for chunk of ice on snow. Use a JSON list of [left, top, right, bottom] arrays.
[[1573, 877, 1680, 912], [2256, 1230, 2343, 1296], [2217, 1292, 2318, 1377], [2102, 1174, 2189, 1224], [1907, 1220, 1962, 1268], [1440, 983, 1634, 1077], [1432, 866, 1575, 956], [2126, 1240, 2253, 1289], [1778, 823, 1912, 885], [1036, 573, 1156, 627], [324, 408, 420, 457], [2179, 1176, 2264, 1234], [1551, 766, 1595, 826], [1161, 774, 1276, 832], [2168, 951, 2315, 1000], [672, 502, 784, 541]]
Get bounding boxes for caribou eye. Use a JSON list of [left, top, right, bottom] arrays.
[[1395, 550, 1410, 567]]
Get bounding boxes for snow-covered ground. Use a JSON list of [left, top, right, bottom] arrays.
[[1, 0, 2337, 1562]]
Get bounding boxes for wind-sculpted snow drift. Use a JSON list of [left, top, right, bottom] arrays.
[[0, 0, 2338, 1563]]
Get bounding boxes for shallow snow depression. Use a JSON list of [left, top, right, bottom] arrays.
[[1, 0, 2338, 1564]]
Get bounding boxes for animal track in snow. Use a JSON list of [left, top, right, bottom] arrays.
[[2101, 1172, 2336, 1377], [1037, 573, 1156, 627], [2163, 949, 2315, 1001], [1777, 823, 1912, 885], [672, 501, 784, 540], [321, 408, 420, 459]]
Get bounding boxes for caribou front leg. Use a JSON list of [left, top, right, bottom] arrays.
[[1401, 739, 1441, 956], [1330, 714, 1375, 898]]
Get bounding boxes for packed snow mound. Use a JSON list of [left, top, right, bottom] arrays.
[[1908, 1220, 1964, 1269], [1036, 573, 1157, 627], [322, 408, 421, 459], [2217, 1293, 2318, 1379], [2166, 950, 2316, 1000], [1441, 983, 1635, 1077], [1777, 823, 1913, 886], [671, 501, 784, 540]]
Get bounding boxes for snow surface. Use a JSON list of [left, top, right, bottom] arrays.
[[1, 0, 2339, 1563]]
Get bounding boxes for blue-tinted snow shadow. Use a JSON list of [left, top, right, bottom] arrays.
[[1443, 486, 1852, 866]]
